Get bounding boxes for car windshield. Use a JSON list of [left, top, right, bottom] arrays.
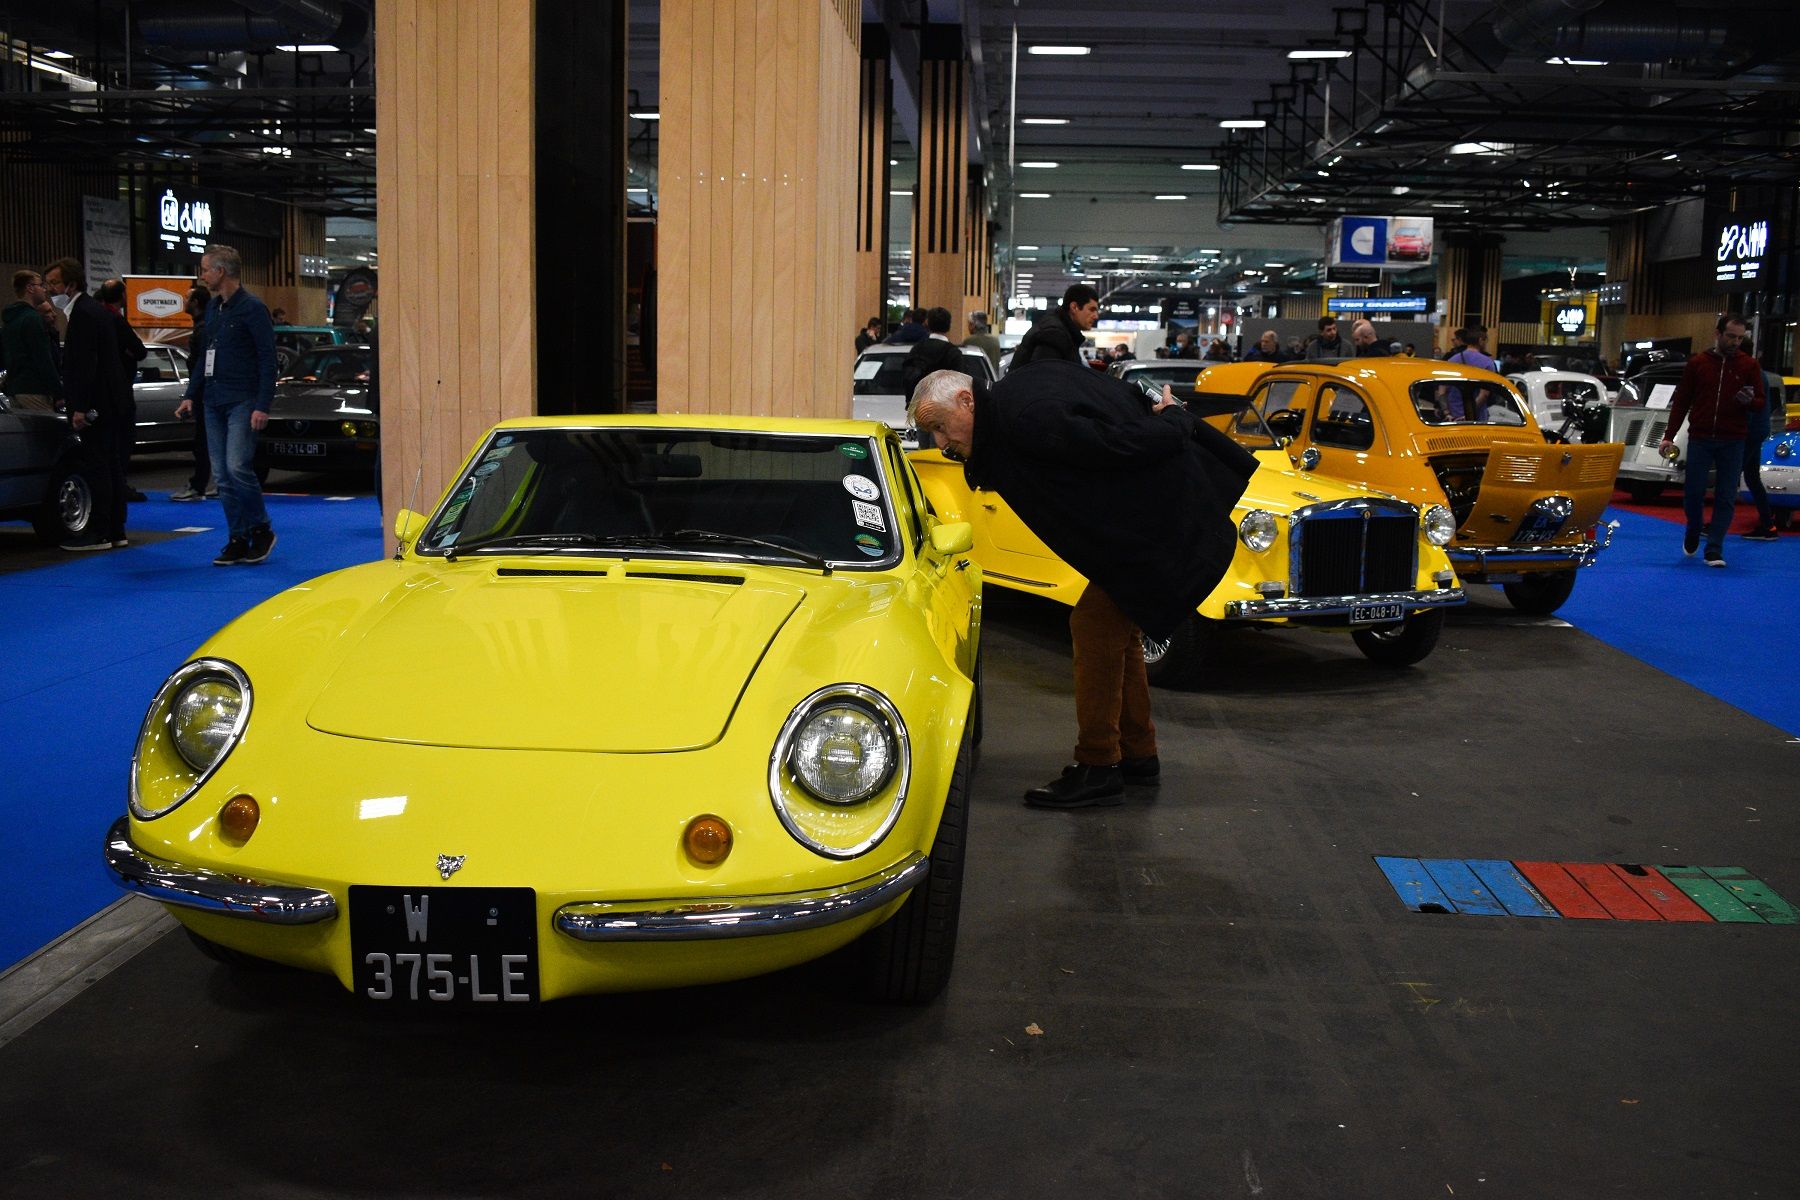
[[418, 428, 902, 568], [852, 350, 992, 394], [283, 346, 372, 383], [1409, 376, 1530, 426], [1122, 366, 1207, 393]]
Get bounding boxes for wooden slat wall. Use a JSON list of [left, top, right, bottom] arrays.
[[960, 179, 991, 330], [0, 150, 118, 278], [659, 0, 860, 417], [854, 52, 892, 333], [376, 0, 534, 539], [911, 53, 966, 319]]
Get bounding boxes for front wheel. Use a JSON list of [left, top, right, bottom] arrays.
[[848, 726, 971, 1004], [1141, 614, 1215, 690], [1352, 608, 1444, 667], [1502, 570, 1578, 615], [32, 462, 95, 544]]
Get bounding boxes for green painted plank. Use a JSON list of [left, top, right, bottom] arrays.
[[1699, 867, 1799, 925], [1652, 866, 1764, 924]]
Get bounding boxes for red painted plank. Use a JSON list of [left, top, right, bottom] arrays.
[[1608, 865, 1713, 922], [1514, 861, 1612, 920], [1562, 863, 1662, 920]]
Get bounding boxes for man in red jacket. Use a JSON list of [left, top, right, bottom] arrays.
[[1661, 313, 1765, 567]]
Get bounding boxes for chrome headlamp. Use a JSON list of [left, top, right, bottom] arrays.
[[131, 658, 252, 818], [770, 685, 909, 859], [1422, 504, 1457, 547], [1238, 509, 1279, 553]]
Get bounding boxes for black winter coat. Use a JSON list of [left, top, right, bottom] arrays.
[[900, 337, 968, 396], [1010, 308, 1084, 369], [62, 294, 144, 420], [961, 360, 1258, 639]]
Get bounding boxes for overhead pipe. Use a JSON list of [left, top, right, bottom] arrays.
[[1490, 0, 1730, 64], [135, 0, 369, 51]]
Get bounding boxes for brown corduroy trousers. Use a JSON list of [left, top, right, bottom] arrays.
[[1069, 584, 1158, 766]]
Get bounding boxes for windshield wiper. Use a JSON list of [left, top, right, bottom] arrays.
[[660, 529, 831, 573], [445, 532, 645, 561]]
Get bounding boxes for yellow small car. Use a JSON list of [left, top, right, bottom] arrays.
[[1192, 358, 1623, 614], [104, 417, 981, 1005], [910, 389, 1465, 688]]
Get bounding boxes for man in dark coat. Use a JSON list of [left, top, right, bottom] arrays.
[[909, 359, 1257, 808], [44, 256, 143, 551], [899, 306, 966, 396], [884, 308, 929, 344], [1010, 283, 1099, 369]]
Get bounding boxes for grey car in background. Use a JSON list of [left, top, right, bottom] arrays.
[[852, 343, 997, 445], [254, 344, 379, 483], [0, 399, 96, 544]]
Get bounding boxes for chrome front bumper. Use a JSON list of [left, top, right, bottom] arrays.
[[1223, 586, 1465, 621], [104, 816, 338, 925], [554, 852, 930, 942], [1450, 520, 1619, 573]]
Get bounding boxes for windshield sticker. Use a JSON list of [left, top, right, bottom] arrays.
[[473, 461, 502, 477], [853, 533, 885, 557], [853, 359, 884, 381], [496, 435, 514, 446], [852, 499, 886, 531], [482, 444, 515, 461], [440, 500, 468, 526], [842, 474, 880, 501], [838, 442, 869, 460], [438, 530, 460, 546]]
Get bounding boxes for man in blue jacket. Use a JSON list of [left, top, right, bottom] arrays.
[[175, 244, 278, 565]]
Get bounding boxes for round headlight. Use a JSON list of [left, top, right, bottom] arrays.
[[791, 704, 895, 804], [1238, 509, 1279, 553], [171, 677, 247, 771], [1422, 504, 1457, 546]]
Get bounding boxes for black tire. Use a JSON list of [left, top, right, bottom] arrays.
[[850, 726, 971, 1004], [1502, 569, 1578, 615], [31, 461, 95, 545], [1624, 480, 1664, 503], [184, 927, 286, 972], [1141, 613, 1212, 690], [1352, 608, 1445, 667]]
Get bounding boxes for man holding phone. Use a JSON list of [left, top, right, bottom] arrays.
[[1661, 313, 1764, 567]]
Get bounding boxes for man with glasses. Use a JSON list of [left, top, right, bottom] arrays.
[[174, 244, 277, 565], [1, 270, 61, 413], [43, 257, 139, 550]]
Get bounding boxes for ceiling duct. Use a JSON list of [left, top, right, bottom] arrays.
[[1492, 1, 1729, 64], [136, 0, 369, 51]]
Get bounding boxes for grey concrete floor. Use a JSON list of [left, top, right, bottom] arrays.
[[0, 471, 1795, 1198]]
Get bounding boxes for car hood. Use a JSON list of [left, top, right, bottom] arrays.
[[270, 384, 376, 420], [306, 568, 804, 751], [1243, 450, 1409, 515]]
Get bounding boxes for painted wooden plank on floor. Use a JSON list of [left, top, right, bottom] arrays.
[[1419, 859, 1509, 916], [1653, 866, 1765, 923], [1606, 865, 1713, 922], [1562, 862, 1662, 920], [1375, 857, 1457, 914], [1514, 861, 1613, 920], [1700, 867, 1799, 925], [1464, 860, 1559, 918]]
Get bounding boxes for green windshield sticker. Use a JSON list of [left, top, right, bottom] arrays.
[[838, 442, 869, 460], [482, 444, 515, 461], [853, 533, 884, 557]]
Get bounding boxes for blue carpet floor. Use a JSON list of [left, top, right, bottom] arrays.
[[1, 499, 1793, 973], [1, 492, 382, 971]]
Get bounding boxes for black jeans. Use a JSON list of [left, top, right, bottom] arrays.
[[82, 402, 134, 542], [187, 401, 212, 492]]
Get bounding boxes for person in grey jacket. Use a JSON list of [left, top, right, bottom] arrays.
[[174, 244, 278, 565]]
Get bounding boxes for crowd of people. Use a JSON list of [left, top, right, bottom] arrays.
[[0, 244, 279, 564]]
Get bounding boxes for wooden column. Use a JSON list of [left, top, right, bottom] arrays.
[[854, 27, 893, 334], [961, 180, 993, 331], [376, 0, 535, 532], [659, 0, 861, 417], [911, 28, 967, 318], [1437, 233, 1504, 347]]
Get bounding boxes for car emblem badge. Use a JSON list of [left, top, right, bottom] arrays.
[[1561, 452, 1573, 465], [436, 853, 466, 880]]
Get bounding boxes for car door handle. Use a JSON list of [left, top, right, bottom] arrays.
[[955, 559, 971, 571]]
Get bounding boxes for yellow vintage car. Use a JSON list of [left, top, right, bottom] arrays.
[[910, 388, 1465, 688], [104, 416, 981, 1005], [1191, 358, 1623, 614]]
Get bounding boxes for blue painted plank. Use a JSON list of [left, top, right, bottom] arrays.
[[1465, 859, 1561, 918], [1419, 859, 1510, 916], [1376, 856, 1458, 914]]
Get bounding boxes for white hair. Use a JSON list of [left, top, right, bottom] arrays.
[[908, 369, 972, 426]]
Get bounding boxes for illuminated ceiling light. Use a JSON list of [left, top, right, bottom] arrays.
[[1017, 244, 1040, 250], [1019, 161, 1060, 168], [630, 111, 660, 120], [1661, 153, 1678, 161], [1545, 57, 1608, 66], [1392, 186, 1411, 195], [1264, 262, 1285, 268], [1108, 246, 1130, 251], [889, 158, 898, 165], [1028, 45, 1091, 55], [1154, 194, 1188, 200], [1019, 192, 1052, 198], [1021, 118, 1069, 125], [1450, 141, 1513, 155], [274, 44, 341, 52], [42, 49, 74, 59], [1220, 119, 1266, 129], [1431, 202, 1466, 208], [1287, 49, 1352, 59], [889, 190, 912, 196], [1181, 163, 1221, 171]]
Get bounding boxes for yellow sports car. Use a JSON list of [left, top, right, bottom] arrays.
[[104, 417, 982, 1005], [910, 389, 1464, 688]]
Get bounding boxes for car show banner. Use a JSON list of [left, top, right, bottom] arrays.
[[82, 195, 132, 284], [124, 275, 197, 329], [1329, 216, 1435, 268]]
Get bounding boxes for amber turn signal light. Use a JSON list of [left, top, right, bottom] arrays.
[[220, 794, 260, 842], [684, 815, 733, 865]]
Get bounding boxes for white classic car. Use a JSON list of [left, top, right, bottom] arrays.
[[852, 343, 998, 443]]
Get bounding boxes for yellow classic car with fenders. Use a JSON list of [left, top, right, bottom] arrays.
[[909, 389, 1466, 689], [104, 417, 982, 1005], [1192, 358, 1623, 615]]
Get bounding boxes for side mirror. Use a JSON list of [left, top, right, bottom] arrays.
[[393, 508, 425, 548], [930, 521, 974, 557]]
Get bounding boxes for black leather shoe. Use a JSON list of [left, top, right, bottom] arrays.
[[1026, 764, 1124, 809], [1120, 755, 1160, 784]]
